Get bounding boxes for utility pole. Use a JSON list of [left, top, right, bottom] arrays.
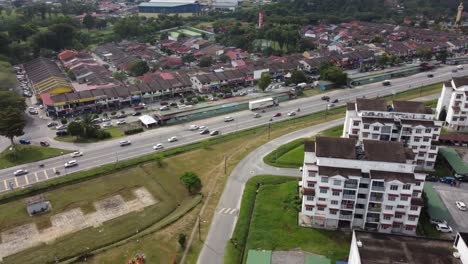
[[268, 121, 271, 140], [224, 155, 227, 175], [198, 215, 201, 241]]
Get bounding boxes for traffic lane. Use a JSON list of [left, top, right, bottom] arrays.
[[433, 183, 468, 232]]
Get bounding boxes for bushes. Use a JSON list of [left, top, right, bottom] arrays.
[[124, 128, 144, 135]]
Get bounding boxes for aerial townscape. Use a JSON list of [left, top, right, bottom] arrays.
[[1, 0, 468, 263]]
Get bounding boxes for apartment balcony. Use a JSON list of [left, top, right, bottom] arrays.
[[344, 183, 358, 189], [342, 194, 356, 200], [369, 197, 383, 203], [367, 207, 382, 213], [371, 186, 385, 192], [341, 204, 355, 210], [366, 217, 379, 223], [339, 214, 353, 220]]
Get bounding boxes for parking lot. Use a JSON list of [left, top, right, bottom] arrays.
[[432, 182, 468, 232]]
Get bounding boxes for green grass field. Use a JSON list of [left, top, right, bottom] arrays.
[[0, 145, 71, 169]]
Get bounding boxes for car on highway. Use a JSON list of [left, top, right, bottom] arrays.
[[382, 80, 391, 86], [321, 96, 330, 101], [254, 113, 261, 118], [456, 201, 467, 211], [153, 143, 164, 150], [452, 69, 458, 73], [119, 140, 131, 146], [288, 111, 296, 116], [64, 160, 78, 168], [189, 125, 199, 131], [168, 136, 178, 142], [210, 130, 219, 136], [327, 103, 335, 108], [198, 126, 207, 131], [427, 74, 434, 78], [116, 120, 126, 125], [274, 113, 282, 117], [47, 121, 58, 127], [19, 138, 31, 144], [435, 223, 453, 233], [14, 169, 28, 176], [224, 116, 234, 122], [40, 141, 49, 147], [200, 129, 210, 135], [331, 99, 339, 103], [70, 151, 83, 158]]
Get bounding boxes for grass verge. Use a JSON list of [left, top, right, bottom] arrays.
[[225, 175, 350, 264], [54, 127, 126, 143], [0, 145, 71, 169]]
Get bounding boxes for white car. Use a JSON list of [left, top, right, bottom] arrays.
[[70, 151, 83, 158], [64, 160, 78, 168], [116, 120, 126, 125], [327, 103, 335, 108], [198, 126, 207, 131], [288, 111, 296, 116], [430, 219, 447, 225], [189, 125, 199, 131], [435, 223, 453, 233], [153, 143, 164, 150], [168, 136, 178, 142], [119, 140, 131, 146], [102, 123, 112, 128], [456, 201, 467, 211], [14, 169, 28, 176], [224, 116, 234, 122]]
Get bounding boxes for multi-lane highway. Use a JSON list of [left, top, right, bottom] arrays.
[[0, 65, 466, 194]]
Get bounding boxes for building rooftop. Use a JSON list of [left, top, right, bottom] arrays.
[[363, 140, 409, 163], [453, 77, 468, 88], [315, 137, 357, 159], [355, 98, 387, 112], [354, 230, 460, 264], [370, 170, 416, 183], [318, 166, 362, 177], [392, 100, 430, 114]]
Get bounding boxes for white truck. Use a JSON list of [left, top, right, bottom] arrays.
[[249, 97, 276, 110]]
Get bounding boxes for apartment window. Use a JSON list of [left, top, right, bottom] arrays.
[[359, 183, 369, 188], [412, 146, 418, 150], [415, 129, 422, 134], [426, 161, 434, 167], [317, 207, 325, 211], [420, 145, 426, 149], [397, 205, 405, 209], [395, 214, 403, 219], [329, 210, 337, 215], [354, 214, 363, 219], [418, 152, 425, 157], [307, 183, 315, 188], [321, 177, 329, 183], [306, 207, 313, 211], [453, 117, 458, 121], [331, 200, 339, 205], [353, 121, 360, 126], [373, 126, 379, 131], [410, 206, 418, 211], [307, 196, 314, 201], [332, 191, 340, 196], [401, 196, 409, 201], [385, 205, 393, 210], [333, 180, 342, 186], [352, 130, 358, 135], [429, 153, 435, 158], [364, 124, 370, 129], [414, 137, 420, 142], [403, 184, 411, 190], [381, 126, 392, 133], [423, 137, 430, 142], [425, 128, 431, 133], [383, 215, 392, 220], [390, 185, 398, 191], [363, 132, 369, 138], [434, 128, 439, 132], [388, 196, 396, 201], [408, 216, 416, 221], [405, 226, 414, 231], [320, 189, 328, 194], [357, 193, 367, 199], [356, 203, 365, 209], [309, 172, 316, 177], [318, 197, 326, 201], [415, 182, 421, 186], [372, 134, 379, 139], [456, 94, 463, 99]]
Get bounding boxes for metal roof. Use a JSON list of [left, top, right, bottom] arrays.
[[439, 147, 468, 175]]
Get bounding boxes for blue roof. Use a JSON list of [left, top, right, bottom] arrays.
[[139, 1, 197, 7]]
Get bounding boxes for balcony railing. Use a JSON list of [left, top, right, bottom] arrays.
[[371, 186, 385, 192], [369, 197, 383, 202], [342, 194, 356, 200], [339, 214, 353, 220], [341, 204, 355, 210], [366, 217, 379, 223], [344, 183, 358, 189], [367, 207, 382, 212]]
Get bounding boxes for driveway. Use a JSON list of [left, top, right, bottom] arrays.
[[433, 182, 468, 232]]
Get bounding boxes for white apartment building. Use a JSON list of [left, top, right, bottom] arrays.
[[455, 232, 468, 264], [299, 137, 426, 235], [343, 98, 442, 170], [436, 77, 468, 132]]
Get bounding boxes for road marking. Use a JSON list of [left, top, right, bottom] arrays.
[[46, 170, 50, 179], [3, 180, 7, 190], [14, 177, 18, 188], [35, 172, 39, 182], [24, 175, 29, 185], [219, 208, 237, 215]]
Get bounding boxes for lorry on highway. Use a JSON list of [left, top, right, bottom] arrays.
[[248, 97, 277, 110]]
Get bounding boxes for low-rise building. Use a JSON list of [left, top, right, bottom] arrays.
[[23, 57, 73, 96], [344, 98, 442, 170], [348, 230, 462, 264], [138, 0, 201, 17], [436, 77, 468, 132], [299, 137, 426, 235]]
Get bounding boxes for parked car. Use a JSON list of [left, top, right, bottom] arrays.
[[274, 113, 282, 117], [19, 138, 30, 144], [116, 120, 126, 125], [47, 122, 58, 127], [435, 223, 453, 233], [321, 96, 330, 101], [170, 102, 178, 107], [210, 130, 219, 136], [70, 151, 83, 158], [287, 111, 296, 117], [133, 105, 145, 110], [116, 113, 127, 118], [56, 130, 68, 136], [440, 176, 456, 184], [168, 136, 178, 142], [119, 140, 131, 146], [160, 101, 168, 105], [153, 143, 164, 150], [14, 169, 28, 176], [40, 141, 49, 147], [455, 175, 468, 182], [132, 111, 141, 116], [426, 175, 439, 182], [430, 219, 447, 225], [456, 201, 467, 211], [254, 113, 261, 118], [200, 129, 210, 135], [102, 123, 112, 129], [64, 160, 78, 168], [102, 117, 111, 122], [56, 125, 67, 130], [224, 116, 234, 122], [160, 105, 170, 111]]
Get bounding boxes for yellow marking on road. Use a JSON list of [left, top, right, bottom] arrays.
[[24, 175, 29, 185], [35, 172, 39, 182], [45, 170, 50, 179], [14, 177, 18, 187], [3, 180, 7, 189]]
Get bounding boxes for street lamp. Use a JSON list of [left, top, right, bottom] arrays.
[[61, 152, 66, 176]]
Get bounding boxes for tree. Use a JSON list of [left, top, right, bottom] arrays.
[[258, 72, 272, 91], [128, 60, 149, 77], [182, 54, 196, 63], [376, 54, 390, 66], [435, 51, 449, 63], [323, 67, 348, 85], [179, 171, 202, 194], [61, 118, 68, 125], [415, 48, 433, 61], [288, 70, 307, 85], [178, 233, 186, 249], [82, 14, 96, 30], [67, 121, 83, 138], [0, 62, 18, 91], [199, 56, 213, 67], [218, 54, 230, 63], [112, 71, 127, 81], [0, 91, 26, 148]]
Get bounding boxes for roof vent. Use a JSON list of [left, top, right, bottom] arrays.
[[453, 252, 461, 259], [357, 240, 363, 247]]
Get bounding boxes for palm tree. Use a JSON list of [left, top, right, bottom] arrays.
[[81, 113, 94, 137]]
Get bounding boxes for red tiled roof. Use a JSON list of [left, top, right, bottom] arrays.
[[41, 93, 53, 106]]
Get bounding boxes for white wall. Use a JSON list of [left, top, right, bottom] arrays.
[[455, 233, 468, 264], [348, 231, 362, 264]]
